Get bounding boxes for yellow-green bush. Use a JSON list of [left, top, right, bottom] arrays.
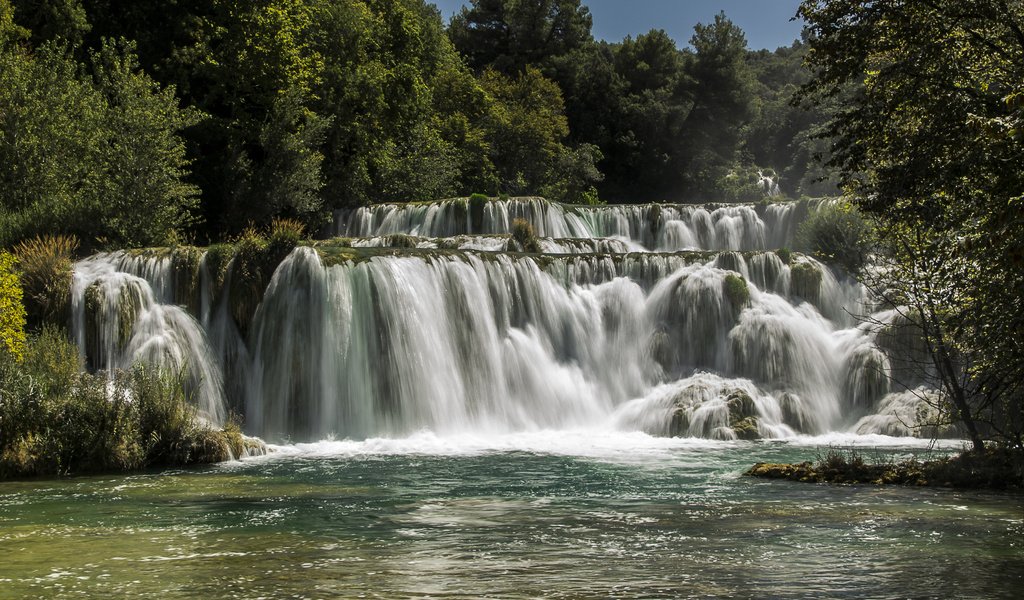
[[0, 251, 26, 360]]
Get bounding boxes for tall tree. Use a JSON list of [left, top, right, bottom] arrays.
[[680, 12, 755, 198], [799, 0, 1024, 449], [448, 0, 592, 74]]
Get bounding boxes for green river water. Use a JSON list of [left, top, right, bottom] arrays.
[[1, 433, 1021, 599]]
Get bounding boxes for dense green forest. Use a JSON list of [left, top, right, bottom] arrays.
[[0, 0, 830, 250]]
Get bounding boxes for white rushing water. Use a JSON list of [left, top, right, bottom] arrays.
[[70, 198, 940, 443]]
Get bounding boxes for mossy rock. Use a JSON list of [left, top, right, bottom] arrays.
[[727, 390, 757, 420], [732, 416, 761, 440], [171, 246, 203, 312], [83, 281, 142, 365], [226, 238, 293, 336], [775, 247, 792, 265], [716, 252, 744, 273], [384, 234, 419, 249], [669, 408, 691, 437], [647, 204, 663, 236], [778, 392, 808, 433], [722, 273, 750, 314], [727, 390, 761, 440], [511, 218, 541, 253], [469, 194, 489, 232], [790, 261, 822, 304]]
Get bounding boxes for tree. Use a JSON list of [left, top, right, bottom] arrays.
[[680, 12, 756, 198], [0, 34, 199, 249], [448, 0, 592, 74], [798, 0, 1024, 450]]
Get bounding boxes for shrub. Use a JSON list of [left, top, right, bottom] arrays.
[[511, 218, 540, 253], [0, 251, 26, 360], [776, 247, 792, 265], [12, 234, 79, 328], [0, 328, 235, 479], [795, 200, 874, 274]]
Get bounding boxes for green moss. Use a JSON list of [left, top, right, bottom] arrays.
[[775, 247, 792, 264], [723, 273, 751, 311]]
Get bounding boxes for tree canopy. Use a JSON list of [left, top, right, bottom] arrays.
[[1, 0, 835, 246], [798, 0, 1024, 449]]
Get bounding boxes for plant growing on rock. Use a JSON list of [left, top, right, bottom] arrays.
[[511, 218, 541, 253]]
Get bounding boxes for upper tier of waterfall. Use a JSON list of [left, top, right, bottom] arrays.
[[69, 197, 940, 443], [333, 197, 810, 252]]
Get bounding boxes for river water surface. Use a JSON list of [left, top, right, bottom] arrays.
[[1, 433, 1021, 599]]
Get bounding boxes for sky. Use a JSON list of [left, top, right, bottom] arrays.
[[431, 0, 805, 51]]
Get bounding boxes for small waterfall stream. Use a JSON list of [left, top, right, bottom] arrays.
[[70, 198, 936, 443]]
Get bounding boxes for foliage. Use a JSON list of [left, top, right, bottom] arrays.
[[0, 35, 199, 249], [478, 66, 595, 197], [795, 200, 873, 274], [798, 0, 1024, 450], [680, 13, 756, 198], [0, 327, 233, 478], [0, 251, 26, 360], [449, 0, 593, 74], [12, 235, 78, 328]]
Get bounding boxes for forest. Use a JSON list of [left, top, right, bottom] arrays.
[[1, 0, 832, 250]]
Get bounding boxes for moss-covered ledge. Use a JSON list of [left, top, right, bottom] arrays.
[[744, 448, 1024, 490]]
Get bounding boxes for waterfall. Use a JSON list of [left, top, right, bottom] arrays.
[[70, 198, 937, 443]]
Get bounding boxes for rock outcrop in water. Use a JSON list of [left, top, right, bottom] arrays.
[[68, 197, 946, 443]]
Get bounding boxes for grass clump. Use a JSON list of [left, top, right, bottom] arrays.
[[12, 234, 79, 328], [0, 326, 242, 479], [511, 218, 541, 253]]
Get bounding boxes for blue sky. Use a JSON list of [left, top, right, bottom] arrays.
[[431, 1, 805, 51]]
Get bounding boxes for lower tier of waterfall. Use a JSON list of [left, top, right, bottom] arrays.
[[70, 245, 942, 443]]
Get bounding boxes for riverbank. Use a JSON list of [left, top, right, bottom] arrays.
[[745, 447, 1024, 490]]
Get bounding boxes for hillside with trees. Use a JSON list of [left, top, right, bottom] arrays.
[[2, 0, 830, 248]]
